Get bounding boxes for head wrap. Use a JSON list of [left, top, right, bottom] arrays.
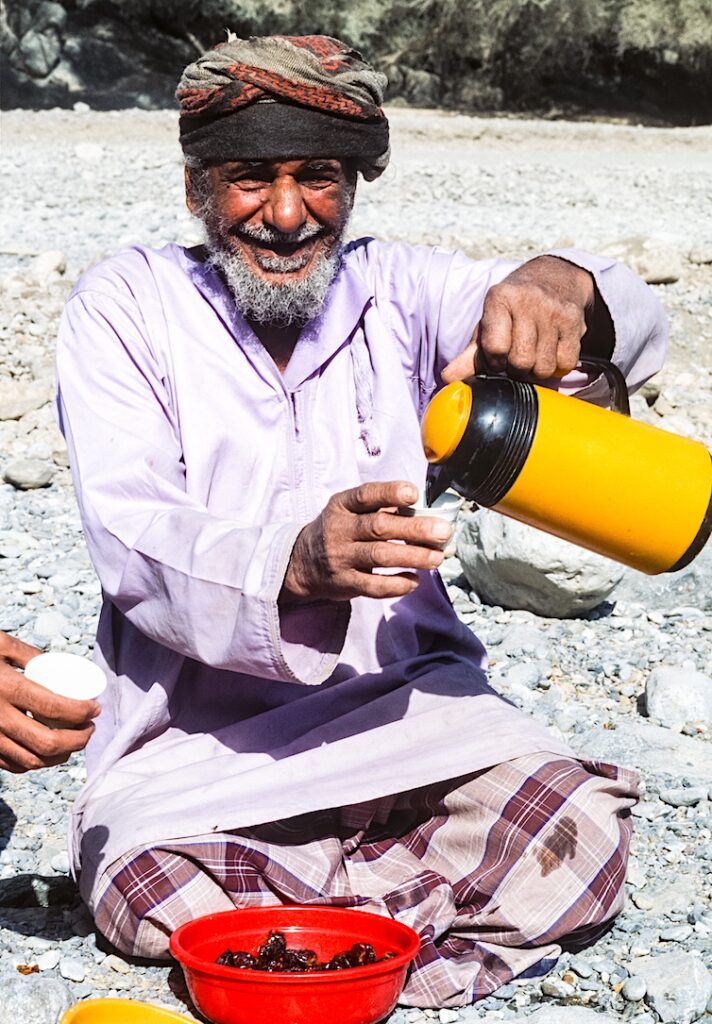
[[176, 34, 390, 180]]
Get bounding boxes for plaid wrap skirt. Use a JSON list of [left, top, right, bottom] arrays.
[[89, 751, 638, 1008]]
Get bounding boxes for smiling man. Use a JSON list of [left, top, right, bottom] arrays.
[[56, 35, 667, 1008]]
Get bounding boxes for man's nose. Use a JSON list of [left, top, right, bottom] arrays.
[[263, 177, 307, 234]]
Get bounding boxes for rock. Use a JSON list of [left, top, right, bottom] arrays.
[[639, 878, 698, 917], [660, 924, 693, 942], [50, 851, 70, 874], [103, 953, 131, 974], [59, 957, 86, 982], [571, 722, 712, 787], [500, 623, 548, 656], [601, 236, 682, 284], [614, 537, 712, 611], [19, 27, 62, 78], [457, 509, 625, 618], [2, 974, 73, 1022], [645, 667, 712, 729], [688, 243, 712, 265], [27, 249, 66, 285], [659, 784, 708, 807], [622, 975, 647, 1001], [0, 381, 52, 421], [541, 977, 576, 998], [525, 1008, 620, 1023], [503, 662, 541, 689], [34, 609, 72, 639], [36, 949, 61, 971], [2, 460, 55, 490], [438, 1010, 460, 1023], [630, 953, 712, 1023], [568, 956, 594, 978]]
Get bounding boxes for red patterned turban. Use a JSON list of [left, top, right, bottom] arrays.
[[176, 34, 390, 180]]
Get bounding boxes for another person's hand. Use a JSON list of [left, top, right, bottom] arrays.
[[0, 631, 99, 773], [442, 255, 595, 383], [281, 481, 450, 603]]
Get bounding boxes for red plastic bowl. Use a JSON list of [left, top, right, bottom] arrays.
[[169, 905, 421, 1024]]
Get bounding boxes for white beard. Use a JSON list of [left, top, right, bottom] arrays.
[[202, 210, 351, 328]]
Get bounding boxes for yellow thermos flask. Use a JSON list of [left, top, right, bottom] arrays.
[[422, 359, 712, 574]]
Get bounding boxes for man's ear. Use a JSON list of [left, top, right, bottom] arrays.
[[184, 165, 197, 215]]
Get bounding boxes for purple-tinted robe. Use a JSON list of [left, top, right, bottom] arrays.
[[55, 240, 667, 886]]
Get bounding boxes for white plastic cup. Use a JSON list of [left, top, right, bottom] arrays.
[[24, 652, 106, 728], [397, 489, 465, 557]]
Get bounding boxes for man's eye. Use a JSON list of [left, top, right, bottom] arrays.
[[300, 176, 335, 188], [233, 178, 269, 189]]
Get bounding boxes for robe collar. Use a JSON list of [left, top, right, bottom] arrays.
[[180, 243, 374, 394]]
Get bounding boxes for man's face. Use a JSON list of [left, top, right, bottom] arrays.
[[187, 157, 356, 326]]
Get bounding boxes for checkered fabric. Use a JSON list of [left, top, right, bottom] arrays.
[[89, 752, 638, 1008]]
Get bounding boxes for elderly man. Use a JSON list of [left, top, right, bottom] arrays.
[[56, 36, 666, 1007]]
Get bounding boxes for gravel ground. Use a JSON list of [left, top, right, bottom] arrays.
[[0, 107, 711, 1023]]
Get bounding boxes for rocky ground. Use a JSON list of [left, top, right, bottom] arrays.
[[0, 107, 711, 1024]]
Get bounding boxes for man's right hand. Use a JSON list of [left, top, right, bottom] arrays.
[[281, 481, 452, 603], [0, 632, 100, 774]]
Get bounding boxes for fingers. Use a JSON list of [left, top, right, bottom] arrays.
[[0, 702, 95, 773], [340, 481, 418, 515], [353, 540, 444, 574], [0, 665, 100, 726], [441, 334, 479, 384], [0, 631, 41, 669], [355, 509, 451, 548], [456, 258, 591, 382]]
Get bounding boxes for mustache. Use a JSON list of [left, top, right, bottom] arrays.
[[230, 221, 326, 246]]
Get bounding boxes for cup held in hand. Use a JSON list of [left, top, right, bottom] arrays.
[[24, 652, 106, 728], [397, 489, 465, 556]]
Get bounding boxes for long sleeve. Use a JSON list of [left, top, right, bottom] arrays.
[[543, 248, 668, 403], [56, 288, 348, 684], [350, 240, 667, 405]]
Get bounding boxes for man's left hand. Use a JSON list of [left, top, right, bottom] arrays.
[[442, 255, 594, 383]]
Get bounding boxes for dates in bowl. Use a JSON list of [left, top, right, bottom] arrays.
[[169, 905, 421, 1024], [215, 928, 397, 972]]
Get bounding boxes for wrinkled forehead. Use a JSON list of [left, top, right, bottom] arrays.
[[208, 157, 351, 176]]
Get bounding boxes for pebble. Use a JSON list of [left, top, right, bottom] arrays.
[[50, 851, 70, 874], [33, 609, 72, 639], [660, 924, 694, 942], [645, 667, 712, 729], [541, 977, 575, 998], [659, 784, 708, 807], [438, 1011, 460, 1023], [621, 974, 646, 1001], [2, 459, 54, 490], [567, 956, 593, 978], [36, 949, 62, 971], [59, 957, 86, 982], [103, 953, 132, 974]]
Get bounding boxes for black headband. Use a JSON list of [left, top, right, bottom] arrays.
[[179, 101, 389, 171]]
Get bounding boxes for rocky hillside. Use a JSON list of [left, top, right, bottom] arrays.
[[2, 0, 711, 122]]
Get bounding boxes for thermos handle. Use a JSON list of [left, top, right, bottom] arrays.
[[577, 357, 630, 416]]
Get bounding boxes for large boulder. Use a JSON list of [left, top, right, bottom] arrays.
[[0, 972, 73, 1024], [457, 508, 625, 618], [629, 953, 712, 1024]]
